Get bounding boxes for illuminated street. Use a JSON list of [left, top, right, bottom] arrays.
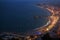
[[22, 4, 60, 40]]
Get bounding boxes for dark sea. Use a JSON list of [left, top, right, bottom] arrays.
[[0, 0, 50, 33]]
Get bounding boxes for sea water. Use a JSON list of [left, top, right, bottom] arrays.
[[0, 0, 50, 33]]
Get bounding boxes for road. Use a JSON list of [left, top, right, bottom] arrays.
[[27, 5, 59, 35], [25, 5, 60, 40]]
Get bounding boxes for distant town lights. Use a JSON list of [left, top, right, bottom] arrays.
[[46, 28, 49, 31]]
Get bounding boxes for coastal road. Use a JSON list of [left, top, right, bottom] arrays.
[[33, 5, 59, 35], [25, 5, 60, 40]]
